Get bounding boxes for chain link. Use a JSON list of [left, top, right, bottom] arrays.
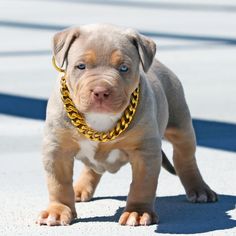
[[60, 75, 140, 142]]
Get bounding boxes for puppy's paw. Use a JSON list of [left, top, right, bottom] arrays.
[[119, 211, 158, 226], [36, 202, 76, 226], [186, 185, 218, 203], [74, 185, 94, 202]]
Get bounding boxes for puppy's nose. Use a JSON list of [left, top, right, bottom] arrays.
[[92, 87, 111, 100]]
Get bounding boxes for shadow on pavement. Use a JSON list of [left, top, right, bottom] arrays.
[[155, 194, 236, 234], [74, 194, 236, 234]]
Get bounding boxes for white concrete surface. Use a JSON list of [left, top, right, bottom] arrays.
[[0, 0, 236, 235]]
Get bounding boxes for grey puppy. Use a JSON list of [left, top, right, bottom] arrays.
[[37, 24, 217, 226]]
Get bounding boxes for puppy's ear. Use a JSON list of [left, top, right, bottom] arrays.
[[52, 28, 80, 68], [126, 29, 156, 72]]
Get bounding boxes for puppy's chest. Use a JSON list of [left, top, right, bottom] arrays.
[[74, 112, 128, 173], [75, 139, 126, 173]]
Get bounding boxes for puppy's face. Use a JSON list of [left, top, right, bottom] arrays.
[[53, 24, 156, 114], [66, 30, 140, 114]]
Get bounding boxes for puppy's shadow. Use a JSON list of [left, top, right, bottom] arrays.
[[155, 195, 236, 234], [72, 196, 125, 224], [73, 195, 236, 234]]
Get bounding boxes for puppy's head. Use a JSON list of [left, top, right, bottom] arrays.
[[53, 24, 156, 114]]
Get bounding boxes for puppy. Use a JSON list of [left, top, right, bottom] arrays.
[[37, 24, 217, 226]]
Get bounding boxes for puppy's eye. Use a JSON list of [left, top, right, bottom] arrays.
[[119, 64, 129, 73], [77, 64, 86, 70]]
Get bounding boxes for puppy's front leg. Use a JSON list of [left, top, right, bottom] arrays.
[[119, 147, 161, 226], [37, 135, 78, 226]]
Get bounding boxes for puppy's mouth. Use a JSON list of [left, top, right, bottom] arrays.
[[88, 97, 127, 113], [89, 100, 114, 113]]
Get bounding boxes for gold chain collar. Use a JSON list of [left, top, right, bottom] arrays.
[[52, 57, 140, 142]]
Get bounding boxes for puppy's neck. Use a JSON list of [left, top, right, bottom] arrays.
[[85, 112, 122, 132]]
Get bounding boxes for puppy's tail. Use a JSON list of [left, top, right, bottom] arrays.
[[161, 150, 176, 175]]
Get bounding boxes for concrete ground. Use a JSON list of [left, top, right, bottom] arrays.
[[0, 0, 236, 235]]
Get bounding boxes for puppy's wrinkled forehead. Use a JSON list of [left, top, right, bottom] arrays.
[[53, 24, 156, 73], [68, 27, 138, 67]]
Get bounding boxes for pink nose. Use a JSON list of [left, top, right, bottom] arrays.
[[92, 87, 111, 100]]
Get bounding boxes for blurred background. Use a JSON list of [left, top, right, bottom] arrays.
[[0, 1, 236, 235]]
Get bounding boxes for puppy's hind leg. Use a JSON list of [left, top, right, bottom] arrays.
[[74, 165, 102, 202], [165, 121, 217, 203]]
